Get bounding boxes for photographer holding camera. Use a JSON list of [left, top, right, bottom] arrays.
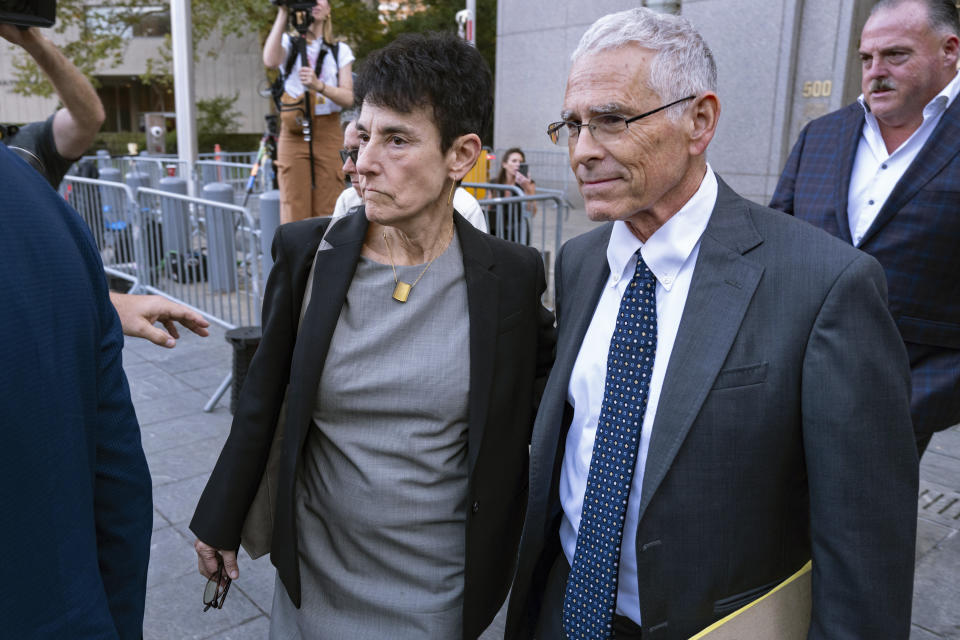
[[0, 23, 104, 188], [1, 20, 210, 348], [264, 0, 354, 224]]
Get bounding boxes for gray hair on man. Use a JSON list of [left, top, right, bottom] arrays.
[[571, 7, 717, 120]]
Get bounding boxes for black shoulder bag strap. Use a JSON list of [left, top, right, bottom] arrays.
[[311, 40, 340, 83]]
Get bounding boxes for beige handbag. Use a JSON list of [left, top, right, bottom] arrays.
[[239, 220, 333, 559]]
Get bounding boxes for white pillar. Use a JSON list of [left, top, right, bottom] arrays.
[[457, 1, 476, 46], [170, 0, 197, 195], [466, 0, 476, 46]]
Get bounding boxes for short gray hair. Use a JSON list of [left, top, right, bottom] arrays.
[[571, 8, 717, 120]]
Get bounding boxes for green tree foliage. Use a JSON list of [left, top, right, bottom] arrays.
[[9, 0, 497, 129], [7, 0, 152, 97], [196, 92, 242, 135], [375, 0, 496, 81]]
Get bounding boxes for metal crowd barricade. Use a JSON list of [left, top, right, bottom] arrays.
[[134, 187, 264, 330], [466, 182, 569, 307], [64, 175, 150, 288], [136, 187, 265, 412], [199, 151, 257, 164], [464, 181, 526, 241], [195, 160, 263, 204], [128, 155, 189, 183], [64, 174, 268, 412]]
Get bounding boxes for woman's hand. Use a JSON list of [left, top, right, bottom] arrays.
[[195, 539, 239, 581], [299, 67, 324, 93], [514, 171, 537, 215]]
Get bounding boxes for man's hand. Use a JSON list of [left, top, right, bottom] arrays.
[[195, 539, 239, 581], [110, 292, 210, 348], [0, 23, 35, 47]]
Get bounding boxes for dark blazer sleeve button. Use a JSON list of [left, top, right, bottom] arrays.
[[472, 501, 480, 513]]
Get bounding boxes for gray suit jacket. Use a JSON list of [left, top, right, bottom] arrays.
[[506, 178, 919, 639]]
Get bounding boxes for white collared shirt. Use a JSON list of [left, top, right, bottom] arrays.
[[847, 71, 960, 245], [559, 165, 718, 625]]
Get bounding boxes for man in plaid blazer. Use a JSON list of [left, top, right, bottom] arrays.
[[771, 0, 960, 455]]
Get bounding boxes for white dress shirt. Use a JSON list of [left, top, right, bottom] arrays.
[[847, 71, 960, 245], [559, 165, 718, 625], [331, 186, 489, 233]]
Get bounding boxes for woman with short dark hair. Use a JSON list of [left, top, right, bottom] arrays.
[[191, 32, 555, 640]]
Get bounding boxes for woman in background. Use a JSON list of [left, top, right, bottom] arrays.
[[489, 147, 537, 243], [264, 0, 353, 223]]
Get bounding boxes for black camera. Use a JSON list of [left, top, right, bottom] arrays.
[[0, 123, 20, 141], [0, 0, 57, 28], [270, 1, 316, 8]]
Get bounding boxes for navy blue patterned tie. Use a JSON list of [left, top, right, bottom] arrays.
[[563, 251, 658, 639]]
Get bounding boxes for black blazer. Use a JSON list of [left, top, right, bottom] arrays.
[[191, 210, 556, 639]]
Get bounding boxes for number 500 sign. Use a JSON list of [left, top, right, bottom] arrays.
[[802, 80, 832, 98]]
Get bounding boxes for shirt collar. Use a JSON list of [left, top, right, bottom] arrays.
[[858, 70, 960, 120], [606, 164, 718, 291]]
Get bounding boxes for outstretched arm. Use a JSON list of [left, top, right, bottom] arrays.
[[0, 25, 105, 159], [109, 292, 210, 348]]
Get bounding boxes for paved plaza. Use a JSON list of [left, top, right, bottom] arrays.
[[127, 210, 959, 639]]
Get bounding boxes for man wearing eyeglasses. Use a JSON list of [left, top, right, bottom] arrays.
[[506, 8, 918, 640], [331, 118, 489, 231]]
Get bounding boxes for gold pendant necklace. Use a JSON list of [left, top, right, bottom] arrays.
[[383, 230, 442, 302]]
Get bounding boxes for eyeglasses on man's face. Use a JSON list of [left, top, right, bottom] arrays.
[[202, 554, 232, 612], [546, 95, 696, 146], [339, 147, 359, 165]]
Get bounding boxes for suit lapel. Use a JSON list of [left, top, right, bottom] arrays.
[[457, 214, 499, 478], [859, 96, 960, 247], [528, 225, 611, 524], [286, 212, 368, 452], [636, 180, 764, 522], [832, 106, 864, 244]]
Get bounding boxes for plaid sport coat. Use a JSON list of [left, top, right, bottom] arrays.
[[771, 100, 960, 436]]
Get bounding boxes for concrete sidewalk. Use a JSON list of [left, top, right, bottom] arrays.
[[128, 323, 960, 639]]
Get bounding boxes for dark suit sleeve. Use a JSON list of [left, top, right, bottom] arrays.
[[769, 125, 808, 215], [93, 285, 153, 640], [553, 244, 565, 329], [801, 253, 918, 639], [534, 251, 557, 406], [190, 224, 303, 550]]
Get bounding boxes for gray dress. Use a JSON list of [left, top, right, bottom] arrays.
[[270, 230, 470, 640]]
